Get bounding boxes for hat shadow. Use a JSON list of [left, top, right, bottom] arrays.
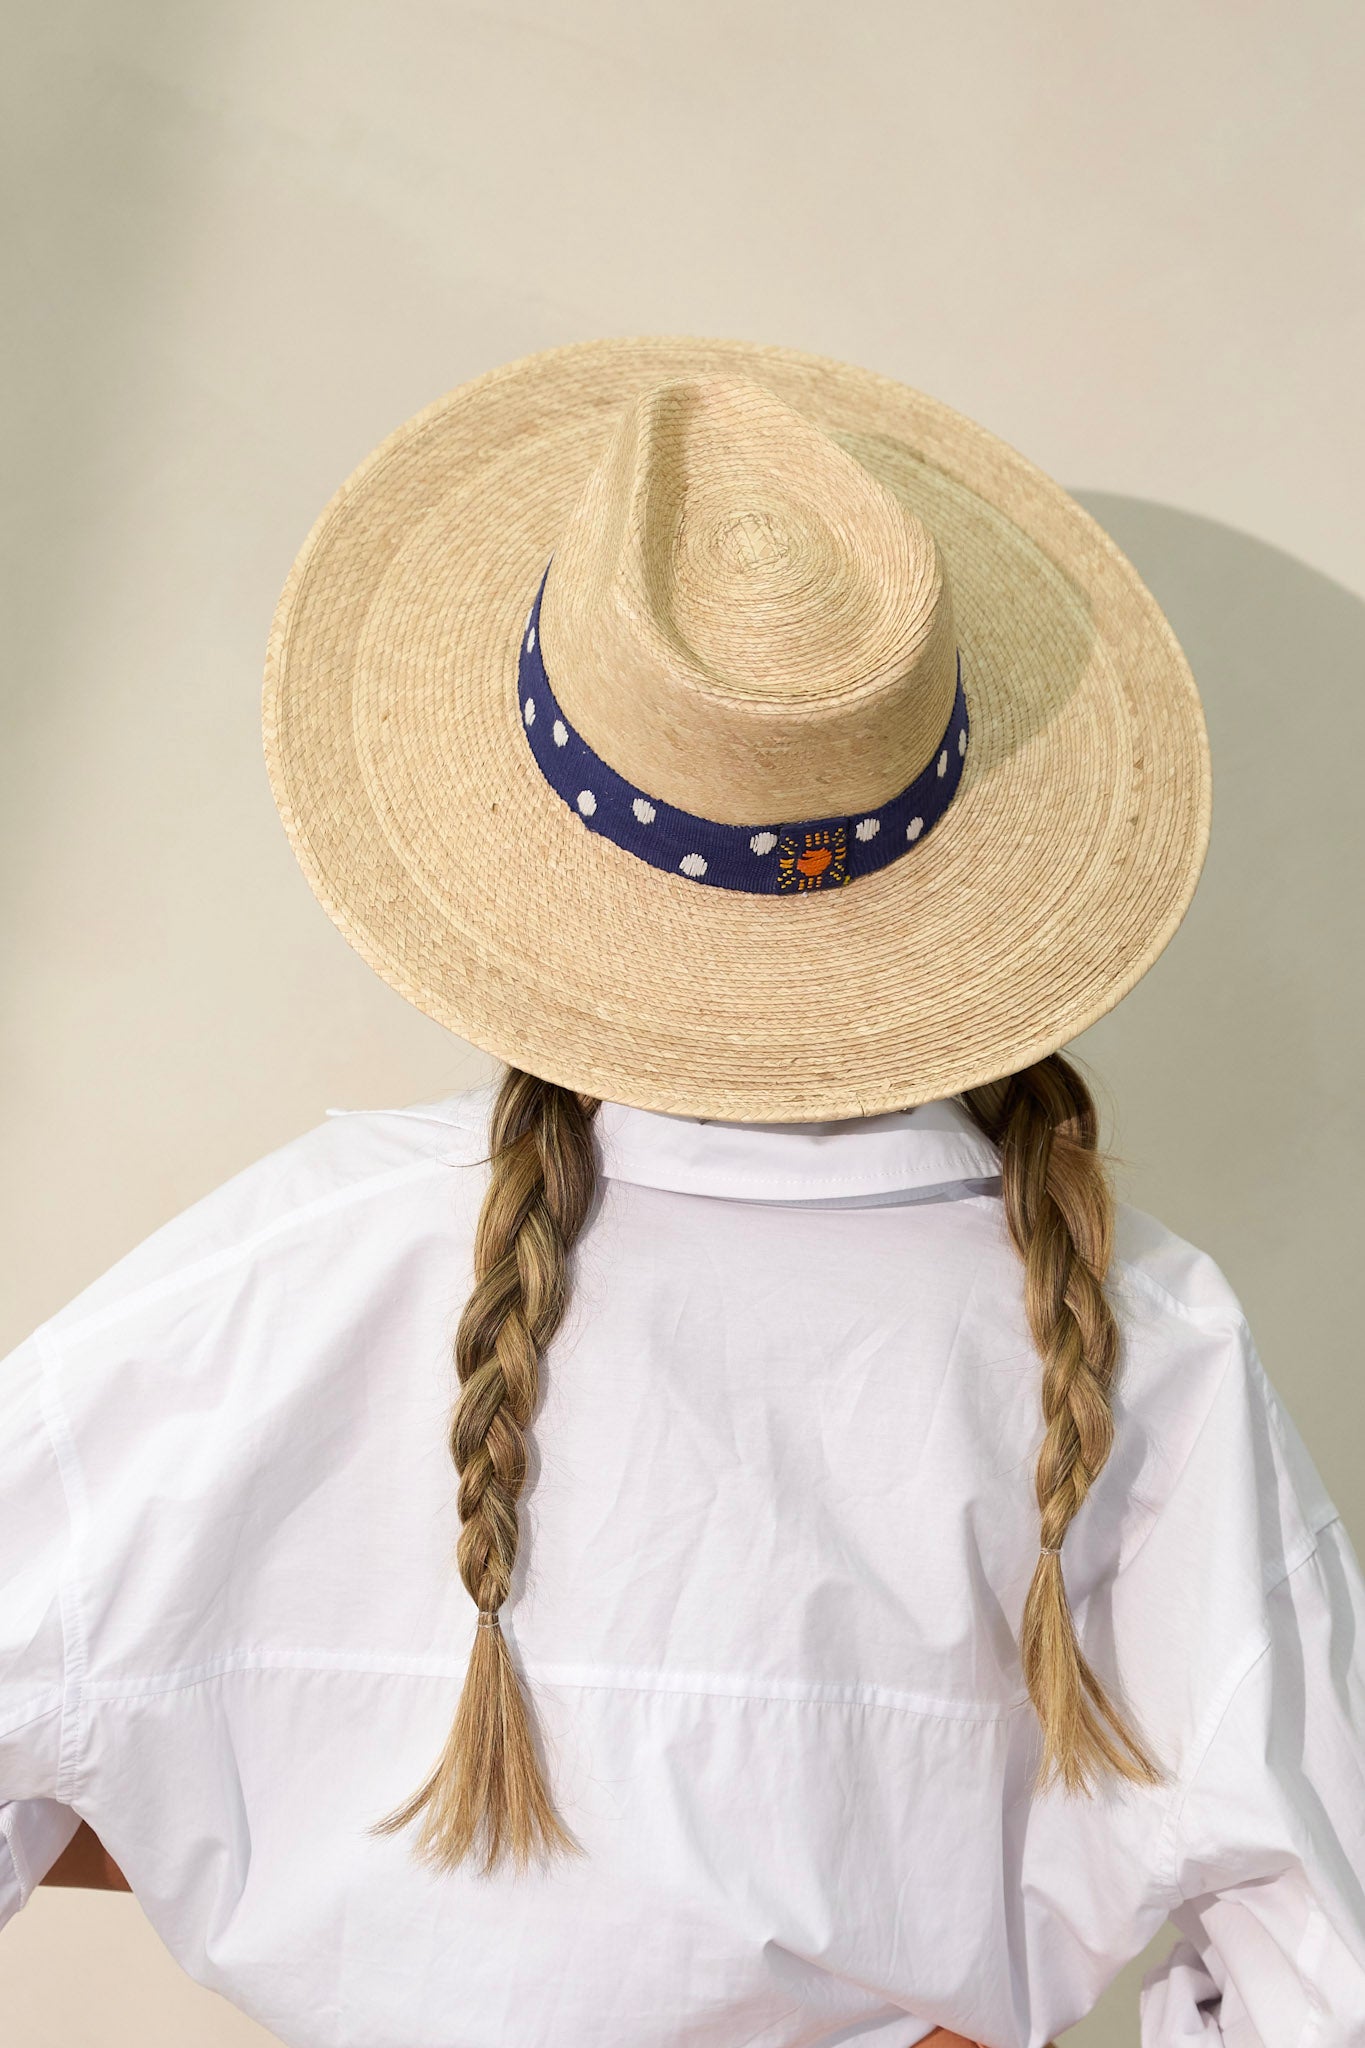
[[1049, 492, 1365, 2048], [1068, 494, 1365, 1543]]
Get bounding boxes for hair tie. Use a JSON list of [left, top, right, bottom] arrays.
[[475, 1610, 501, 1628], [1041, 1544, 1063, 1555]]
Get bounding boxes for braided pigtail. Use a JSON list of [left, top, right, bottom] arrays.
[[961, 1054, 1163, 1796], [373, 1066, 601, 1873]]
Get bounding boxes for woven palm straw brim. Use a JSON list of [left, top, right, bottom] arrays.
[[263, 336, 1210, 1122]]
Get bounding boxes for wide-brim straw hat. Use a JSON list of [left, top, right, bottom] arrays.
[[263, 336, 1210, 1122]]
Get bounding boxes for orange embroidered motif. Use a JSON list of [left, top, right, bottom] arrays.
[[777, 826, 851, 891]]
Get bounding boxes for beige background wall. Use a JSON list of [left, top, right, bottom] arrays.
[[3, 4, 1361, 2043]]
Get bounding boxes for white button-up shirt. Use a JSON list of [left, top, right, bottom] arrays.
[[2, 1083, 1363, 2046]]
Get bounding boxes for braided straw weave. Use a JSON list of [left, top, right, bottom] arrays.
[[263, 337, 1209, 1120]]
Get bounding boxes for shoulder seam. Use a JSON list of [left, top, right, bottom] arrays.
[[1157, 1525, 1339, 1898], [0, 1805, 33, 1909], [34, 1328, 90, 1810], [325, 1102, 490, 1139], [1110, 1252, 1249, 1329], [0, 1696, 63, 1744], [35, 1156, 459, 1349]]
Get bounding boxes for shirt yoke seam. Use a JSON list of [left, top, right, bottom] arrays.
[[77, 1645, 1029, 1725]]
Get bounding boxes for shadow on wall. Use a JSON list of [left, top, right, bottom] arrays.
[[1070, 494, 1365, 1532], [1057, 496, 1365, 2048]]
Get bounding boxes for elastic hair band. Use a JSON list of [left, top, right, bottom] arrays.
[[1041, 1545, 1063, 1555], [475, 1610, 501, 1628]]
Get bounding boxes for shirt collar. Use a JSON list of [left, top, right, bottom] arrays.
[[344, 1081, 1002, 1208], [593, 1093, 1000, 1206]]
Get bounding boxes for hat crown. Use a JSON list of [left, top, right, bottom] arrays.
[[538, 377, 959, 822]]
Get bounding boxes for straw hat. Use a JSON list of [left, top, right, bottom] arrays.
[[263, 336, 1210, 1122]]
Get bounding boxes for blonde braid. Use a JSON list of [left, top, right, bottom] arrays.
[[372, 1066, 601, 1872], [961, 1054, 1163, 1795]]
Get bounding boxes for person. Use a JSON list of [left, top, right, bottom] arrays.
[[2, 338, 1361, 2048]]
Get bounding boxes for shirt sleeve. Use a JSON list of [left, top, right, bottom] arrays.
[[0, 1328, 81, 1927], [1139, 1514, 1365, 2046]]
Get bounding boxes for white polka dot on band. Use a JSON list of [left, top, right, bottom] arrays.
[[516, 561, 969, 895]]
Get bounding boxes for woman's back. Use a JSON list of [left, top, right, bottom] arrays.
[[4, 1080, 1357, 2045]]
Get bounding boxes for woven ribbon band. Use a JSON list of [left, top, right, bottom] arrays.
[[518, 564, 968, 895]]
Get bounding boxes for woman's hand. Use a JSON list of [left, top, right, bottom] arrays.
[[36, 1819, 131, 1891]]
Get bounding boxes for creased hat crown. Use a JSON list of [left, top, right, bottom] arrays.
[[264, 334, 1210, 1119], [538, 376, 959, 823]]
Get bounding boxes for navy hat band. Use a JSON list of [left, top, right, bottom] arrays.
[[518, 564, 968, 896]]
